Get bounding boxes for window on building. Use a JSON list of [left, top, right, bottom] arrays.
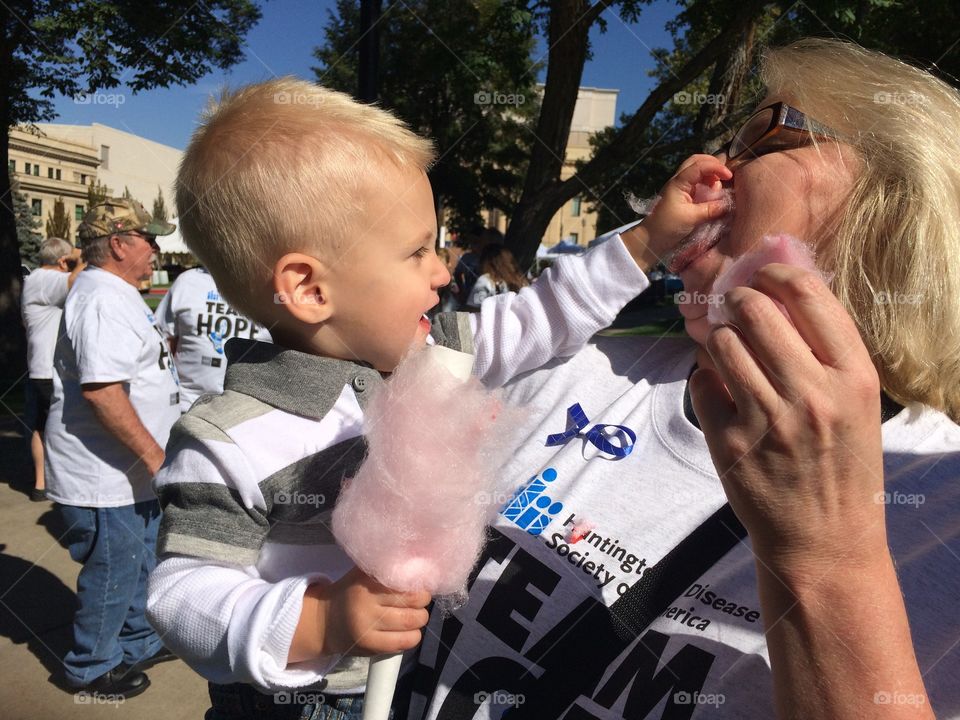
[[32, 164, 39, 176], [24, 162, 31, 174], [48, 167, 54, 179], [570, 232, 579, 245], [55, 168, 61, 180], [80, 174, 88, 185], [75, 205, 85, 221], [31, 199, 42, 217], [101, 145, 110, 170], [7, 160, 14, 173], [571, 196, 582, 217]]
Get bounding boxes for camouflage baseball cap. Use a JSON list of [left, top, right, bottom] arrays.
[[78, 197, 175, 243]]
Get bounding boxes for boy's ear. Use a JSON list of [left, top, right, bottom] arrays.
[[273, 253, 334, 323]]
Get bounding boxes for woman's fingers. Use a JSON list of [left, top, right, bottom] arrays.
[[688, 365, 736, 435], [749, 264, 871, 371], [719, 286, 825, 400], [703, 323, 781, 414]]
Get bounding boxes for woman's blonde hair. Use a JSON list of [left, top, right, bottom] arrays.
[[761, 38, 960, 421], [176, 77, 436, 322]]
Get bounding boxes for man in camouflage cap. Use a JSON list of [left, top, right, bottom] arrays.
[[77, 197, 175, 271], [46, 196, 181, 699]]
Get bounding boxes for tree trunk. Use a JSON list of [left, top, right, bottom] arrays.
[[694, 18, 759, 152], [0, 33, 27, 380], [506, 0, 773, 269], [358, 0, 382, 102], [504, 0, 595, 268]]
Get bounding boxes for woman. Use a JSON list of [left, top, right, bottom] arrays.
[[409, 38, 958, 719], [465, 243, 529, 309]]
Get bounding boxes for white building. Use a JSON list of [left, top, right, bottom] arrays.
[[38, 123, 189, 253]]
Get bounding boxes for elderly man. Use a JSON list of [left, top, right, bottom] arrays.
[[20, 237, 84, 501], [45, 198, 181, 699]]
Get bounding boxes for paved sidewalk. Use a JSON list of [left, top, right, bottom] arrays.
[[0, 417, 209, 720]]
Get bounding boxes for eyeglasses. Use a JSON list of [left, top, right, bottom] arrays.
[[720, 102, 842, 169]]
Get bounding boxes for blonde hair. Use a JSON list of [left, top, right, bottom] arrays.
[[176, 77, 436, 321], [761, 38, 960, 421]]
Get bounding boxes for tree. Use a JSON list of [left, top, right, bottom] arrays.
[[11, 177, 41, 268], [86, 180, 110, 207], [0, 0, 262, 377], [152, 187, 169, 222], [314, 0, 541, 232], [122, 185, 135, 201], [45, 197, 71, 241]]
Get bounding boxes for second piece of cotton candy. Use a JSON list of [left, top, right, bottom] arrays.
[[331, 345, 524, 604], [707, 233, 828, 326]]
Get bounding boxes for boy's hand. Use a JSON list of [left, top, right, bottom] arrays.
[[621, 154, 732, 270], [289, 567, 431, 664]]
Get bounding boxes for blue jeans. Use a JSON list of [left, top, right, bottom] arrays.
[[206, 683, 376, 720], [58, 500, 163, 685]]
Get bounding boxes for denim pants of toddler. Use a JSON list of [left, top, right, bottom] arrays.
[[58, 499, 163, 685]]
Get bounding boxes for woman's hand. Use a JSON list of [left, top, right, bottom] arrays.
[[689, 263, 933, 719], [688, 262, 887, 574]]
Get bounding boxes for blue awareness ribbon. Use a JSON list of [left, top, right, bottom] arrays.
[[545, 403, 636, 458]]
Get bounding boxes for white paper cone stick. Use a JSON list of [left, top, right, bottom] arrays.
[[362, 652, 403, 720], [424, 344, 474, 380]]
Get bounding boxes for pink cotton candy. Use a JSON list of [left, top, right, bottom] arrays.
[[666, 186, 735, 273], [331, 346, 525, 604], [706, 234, 827, 326]]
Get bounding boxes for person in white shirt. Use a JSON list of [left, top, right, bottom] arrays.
[[20, 237, 84, 501], [156, 267, 272, 412], [45, 198, 181, 700]]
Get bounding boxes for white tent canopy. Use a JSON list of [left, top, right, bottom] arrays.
[[156, 225, 191, 255]]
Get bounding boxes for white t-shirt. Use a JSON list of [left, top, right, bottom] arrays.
[[21, 267, 70, 379], [156, 268, 272, 411], [45, 266, 182, 507]]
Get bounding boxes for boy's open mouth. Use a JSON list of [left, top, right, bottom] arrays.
[[419, 314, 432, 332]]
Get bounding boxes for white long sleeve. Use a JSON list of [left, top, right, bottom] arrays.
[[471, 233, 648, 387], [147, 556, 337, 691]]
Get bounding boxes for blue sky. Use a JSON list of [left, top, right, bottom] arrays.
[[44, 0, 680, 150]]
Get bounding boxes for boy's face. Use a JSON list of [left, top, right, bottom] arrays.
[[325, 166, 451, 372]]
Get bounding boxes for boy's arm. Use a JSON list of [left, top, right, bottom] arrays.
[[148, 432, 340, 690], [470, 232, 649, 387], [147, 554, 337, 689]]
